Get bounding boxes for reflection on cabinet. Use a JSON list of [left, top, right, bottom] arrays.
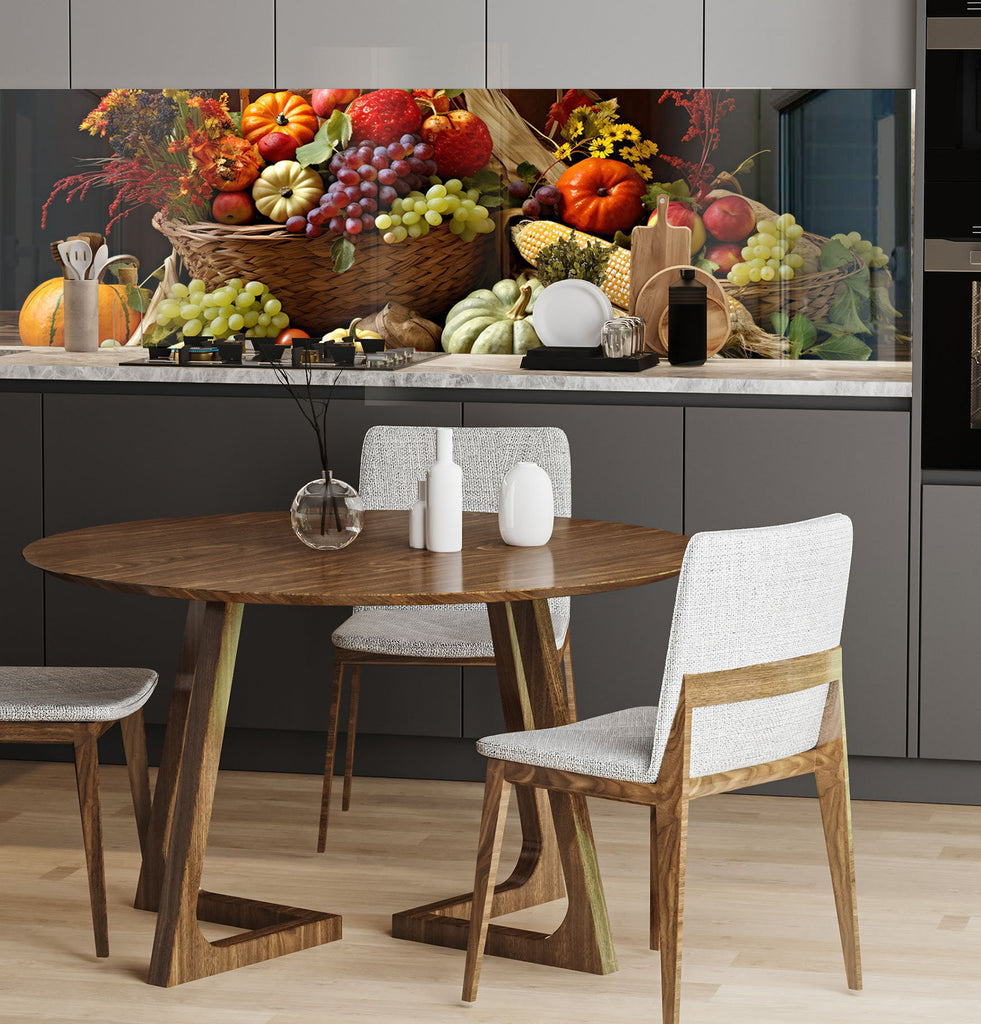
[[704, 0, 916, 88], [41, 392, 462, 739], [69, 0, 275, 88], [0, 394, 43, 664], [461, 402, 683, 738], [0, 0, 69, 88], [684, 407, 909, 758], [278, 0, 485, 87], [487, 0, 703, 89], [919, 486, 981, 761]]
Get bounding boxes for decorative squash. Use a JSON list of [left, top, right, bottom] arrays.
[[442, 277, 544, 354], [19, 278, 144, 347], [252, 161, 323, 223], [556, 157, 646, 236], [242, 91, 318, 147]]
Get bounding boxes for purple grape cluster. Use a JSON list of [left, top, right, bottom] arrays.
[[508, 180, 562, 220], [285, 134, 439, 239]]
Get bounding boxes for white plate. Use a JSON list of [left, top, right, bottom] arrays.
[[531, 279, 614, 348]]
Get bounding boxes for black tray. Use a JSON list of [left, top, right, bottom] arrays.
[[520, 345, 658, 372]]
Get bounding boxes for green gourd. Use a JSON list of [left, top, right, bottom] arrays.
[[442, 277, 544, 355]]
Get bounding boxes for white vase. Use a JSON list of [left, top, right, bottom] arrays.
[[425, 428, 462, 552], [499, 461, 554, 547], [409, 478, 427, 549]]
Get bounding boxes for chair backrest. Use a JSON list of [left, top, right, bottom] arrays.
[[650, 514, 853, 781], [359, 426, 572, 516]]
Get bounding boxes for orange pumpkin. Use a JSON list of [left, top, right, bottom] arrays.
[[18, 278, 145, 347], [556, 158, 647, 236], [242, 91, 318, 148]]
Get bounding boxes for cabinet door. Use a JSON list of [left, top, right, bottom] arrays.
[[920, 486, 981, 761], [42, 393, 461, 744], [278, 0, 485, 88], [705, 0, 915, 88], [461, 402, 683, 738], [487, 0, 703, 89], [70, 0, 275, 88], [0, 394, 43, 664], [0, 1, 69, 87], [684, 407, 909, 757]]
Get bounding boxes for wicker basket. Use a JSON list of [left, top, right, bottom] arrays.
[[153, 212, 501, 335]]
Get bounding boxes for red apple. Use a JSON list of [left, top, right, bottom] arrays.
[[648, 201, 706, 256], [211, 191, 255, 225], [311, 89, 360, 119], [257, 130, 298, 163], [705, 242, 743, 276], [702, 195, 756, 243]]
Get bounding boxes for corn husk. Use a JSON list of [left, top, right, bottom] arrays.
[[719, 296, 791, 358], [359, 303, 440, 351], [125, 251, 179, 346]]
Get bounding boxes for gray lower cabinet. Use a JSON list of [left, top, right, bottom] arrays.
[[0, 393, 43, 664], [461, 402, 684, 739], [42, 392, 461, 740], [684, 407, 910, 758], [919, 486, 981, 761]]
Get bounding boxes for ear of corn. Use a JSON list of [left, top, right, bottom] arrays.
[[511, 220, 632, 310]]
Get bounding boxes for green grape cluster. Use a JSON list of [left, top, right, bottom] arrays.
[[829, 231, 890, 269], [374, 179, 495, 245], [727, 212, 805, 286], [154, 278, 290, 341]]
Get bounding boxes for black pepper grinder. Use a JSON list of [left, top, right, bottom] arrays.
[[667, 268, 707, 366]]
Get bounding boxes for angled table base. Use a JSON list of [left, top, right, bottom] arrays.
[[392, 599, 618, 977]]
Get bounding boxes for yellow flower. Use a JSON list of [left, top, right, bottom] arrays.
[[610, 124, 630, 141], [639, 139, 659, 158], [554, 142, 573, 161], [619, 144, 641, 163], [634, 164, 653, 181], [588, 137, 615, 158], [620, 123, 642, 142], [567, 113, 585, 140]]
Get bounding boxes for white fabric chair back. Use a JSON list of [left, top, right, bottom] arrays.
[[359, 425, 572, 516], [650, 514, 853, 780]]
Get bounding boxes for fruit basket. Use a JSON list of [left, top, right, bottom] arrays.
[[153, 211, 501, 335]]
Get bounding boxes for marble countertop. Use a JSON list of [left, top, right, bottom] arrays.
[[0, 346, 912, 398]]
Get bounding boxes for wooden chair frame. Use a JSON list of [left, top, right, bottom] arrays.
[[317, 632, 575, 853], [462, 646, 861, 1024], [0, 709, 152, 957]]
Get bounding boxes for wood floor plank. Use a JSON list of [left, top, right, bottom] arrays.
[[0, 760, 980, 1023]]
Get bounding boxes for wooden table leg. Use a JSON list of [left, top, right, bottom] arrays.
[[391, 599, 617, 976], [144, 600, 340, 987]]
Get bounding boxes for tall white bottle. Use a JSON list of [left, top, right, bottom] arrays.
[[425, 428, 462, 552]]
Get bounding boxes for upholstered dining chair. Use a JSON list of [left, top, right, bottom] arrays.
[[0, 666, 157, 957], [317, 425, 574, 852], [462, 514, 860, 1024]]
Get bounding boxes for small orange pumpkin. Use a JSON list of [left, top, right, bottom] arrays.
[[556, 157, 647, 236], [242, 91, 318, 148], [19, 278, 145, 347]]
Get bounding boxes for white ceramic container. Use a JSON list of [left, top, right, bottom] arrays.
[[499, 461, 554, 546], [425, 428, 462, 552], [63, 279, 100, 352], [409, 478, 427, 549]]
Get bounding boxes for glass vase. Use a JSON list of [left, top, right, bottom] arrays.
[[290, 471, 365, 551]]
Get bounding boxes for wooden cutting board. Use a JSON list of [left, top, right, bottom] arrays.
[[634, 265, 731, 357], [628, 193, 692, 315]]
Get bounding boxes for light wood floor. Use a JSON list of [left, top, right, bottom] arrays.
[[0, 759, 979, 1024]]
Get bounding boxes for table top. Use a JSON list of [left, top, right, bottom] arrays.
[[23, 510, 689, 606]]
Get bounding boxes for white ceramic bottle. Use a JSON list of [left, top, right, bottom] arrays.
[[409, 478, 427, 549], [425, 428, 462, 552], [499, 462, 554, 546]]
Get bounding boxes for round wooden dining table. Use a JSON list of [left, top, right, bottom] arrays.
[[24, 510, 688, 987]]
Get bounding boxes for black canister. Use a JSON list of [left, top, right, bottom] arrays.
[[667, 268, 707, 366]]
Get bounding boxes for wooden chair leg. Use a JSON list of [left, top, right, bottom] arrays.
[[342, 666, 361, 812], [815, 742, 862, 991], [119, 708, 152, 857], [462, 758, 512, 1002], [650, 804, 660, 951], [317, 660, 345, 853], [653, 797, 689, 1024], [73, 723, 109, 958], [560, 638, 577, 721]]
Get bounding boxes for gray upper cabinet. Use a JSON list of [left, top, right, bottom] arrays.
[[69, 0, 275, 88], [278, 0, 485, 88], [704, 0, 916, 88], [487, 0, 703, 88], [0, 0, 70, 87]]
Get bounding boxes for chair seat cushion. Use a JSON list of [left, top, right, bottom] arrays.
[[0, 666, 158, 723], [477, 706, 658, 784], [332, 598, 570, 660]]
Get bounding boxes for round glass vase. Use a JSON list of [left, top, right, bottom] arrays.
[[290, 471, 365, 551]]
